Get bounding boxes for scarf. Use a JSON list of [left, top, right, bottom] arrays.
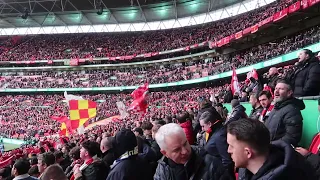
[[205, 120, 221, 142], [70, 155, 97, 180], [260, 105, 274, 122], [110, 146, 138, 169]]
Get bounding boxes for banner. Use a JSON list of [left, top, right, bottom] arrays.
[[273, 8, 288, 22], [47, 60, 53, 65], [208, 41, 216, 49], [229, 34, 235, 41], [308, 0, 317, 6], [259, 16, 273, 27], [152, 52, 159, 56], [185, 46, 190, 51], [242, 27, 251, 35], [288, 1, 301, 13], [144, 53, 152, 57], [69, 59, 78, 66], [235, 31, 243, 39], [251, 24, 259, 33], [302, 0, 309, 9], [109, 57, 116, 61]]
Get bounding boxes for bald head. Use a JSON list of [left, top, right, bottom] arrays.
[[268, 67, 278, 76], [100, 137, 114, 153]]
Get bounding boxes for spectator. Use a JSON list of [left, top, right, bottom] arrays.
[[176, 112, 194, 145], [133, 127, 144, 138], [12, 159, 38, 180], [292, 49, 320, 97], [65, 147, 81, 179], [198, 112, 235, 178], [107, 129, 153, 180], [141, 122, 153, 140], [54, 151, 71, 171], [265, 80, 305, 146], [73, 140, 108, 180], [100, 137, 116, 167], [225, 99, 247, 125], [248, 93, 263, 121], [214, 103, 228, 122], [37, 152, 56, 178], [227, 118, 317, 179], [239, 91, 249, 102], [266, 67, 280, 91], [28, 166, 40, 178], [40, 164, 67, 180], [154, 123, 227, 180], [258, 91, 274, 122], [0, 167, 12, 180]]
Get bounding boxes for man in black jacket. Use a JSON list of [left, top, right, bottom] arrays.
[[100, 136, 116, 167], [154, 123, 227, 180], [225, 99, 247, 125], [265, 80, 305, 147], [73, 140, 108, 180], [248, 93, 263, 121], [266, 67, 279, 92], [227, 118, 317, 180], [106, 129, 153, 180], [292, 49, 320, 97]]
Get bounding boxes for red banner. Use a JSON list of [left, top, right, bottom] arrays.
[[222, 37, 230, 45], [273, 8, 288, 22], [185, 46, 190, 51], [47, 60, 53, 65], [109, 57, 116, 61], [125, 55, 134, 60], [259, 16, 273, 27], [242, 27, 251, 35], [229, 34, 235, 41], [309, 0, 317, 6], [119, 56, 125, 60], [301, 0, 309, 9], [209, 41, 216, 49], [251, 24, 259, 33], [216, 39, 223, 47], [144, 53, 152, 57], [78, 58, 85, 62], [288, 1, 301, 13], [235, 31, 243, 39], [69, 59, 78, 66], [152, 52, 159, 56]]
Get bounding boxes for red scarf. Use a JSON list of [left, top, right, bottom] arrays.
[[260, 105, 274, 122], [70, 158, 94, 180]]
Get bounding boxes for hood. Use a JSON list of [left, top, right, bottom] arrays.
[[274, 98, 305, 110], [180, 120, 192, 129], [233, 104, 246, 112]]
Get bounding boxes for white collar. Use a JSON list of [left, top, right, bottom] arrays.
[[13, 174, 30, 180]]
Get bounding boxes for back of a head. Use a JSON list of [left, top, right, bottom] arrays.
[[141, 121, 153, 131], [176, 112, 190, 124], [38, 152, 56, 167], [69, 146, 80, 160], [231, 99, 240, 108], [113, 129, 138, 158], [227, 118, 270, 155], [41, 164, 67, 180], [155, 123, 186, 150], [14, 158, 31, 175], [101, 136, 114, 149]]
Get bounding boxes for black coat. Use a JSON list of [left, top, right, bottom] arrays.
[[248, 105, 263, 121], [267, 74, 280, 92], [75, 158, 108, 180], [265, 98, 305, 147], [106, 155, 153, 180], [305, 151, 320, 179], [238, 141, 317, 180], [225, 105, 247, 125], [195, 105, 222, 133], [154, 148, 229, 180], [102, 148, 116, 167], [292, 58, 320, 97]]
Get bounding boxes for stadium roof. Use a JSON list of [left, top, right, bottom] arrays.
[[0, 0, 248, 28]]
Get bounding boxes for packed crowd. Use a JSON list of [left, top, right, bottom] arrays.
[[1, 25, 319, 89], [0, 0, 298, 62]]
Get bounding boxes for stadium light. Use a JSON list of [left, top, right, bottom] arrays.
[[21, 8, 29, 20], [97, 4, 104, 15]]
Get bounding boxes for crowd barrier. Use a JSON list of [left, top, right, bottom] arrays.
[[224, 97, 320, 148]]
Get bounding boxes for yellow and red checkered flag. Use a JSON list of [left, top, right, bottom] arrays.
[[68, 99, 97, 130]]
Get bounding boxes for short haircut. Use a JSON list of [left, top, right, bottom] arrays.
[[176, 112, 190, 124], [81, 140, 101, 157], [258, 90, 272, 99], [303, 49, 314, 58], [28, 165, 39, 177], [249, 93, 258, 100], [199, 111, 215, 124], [41, 164, 67, 180], [69, 146, 80, 160], [154, 120, 166, 126], [29, 157, 38, 166], [101, 137, 114, 149], [276, 79, 293, 90], [155, 123, 186, 150], [141, 121, 153, 131], [38, 152, 56, 166], [227, 118, 270, 155], [14, 159, 30, 175], [231, 99, 240, 108], [152, 124, 162, 134], [54, 151, 64, 159]]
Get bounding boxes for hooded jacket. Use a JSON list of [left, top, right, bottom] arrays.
[[238, 141, 317, 180], [225, 105, 247, 125], [265, 98, 305, 147], [180, 120, 194, 145], [249, 105, 263, 121], [292, 58, 320, 97]]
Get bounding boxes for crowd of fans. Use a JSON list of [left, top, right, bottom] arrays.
[[1, 25, 319, 89], [0, 0, 298, 62]]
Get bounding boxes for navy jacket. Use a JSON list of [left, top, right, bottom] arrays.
[[238, 141, 317, 180]]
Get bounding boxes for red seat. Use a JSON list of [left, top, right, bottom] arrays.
[[309, 132, 320, 154]]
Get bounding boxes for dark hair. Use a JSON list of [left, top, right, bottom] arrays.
[[276, 79, 293, 90], [29, 157, 38, 166], [69, 146, 81, 160], [54, 151, 64, 160], [176, 112, 190, 124], [258, 91, 272, 99], [41, 164, 67, 180], [303, 49, 314, 58], [81, 140, 101, 157], [141, 121, 153, 131], [28, 165, 40, 177], [133, 127, 143, 136], [14, 159, 31, 175], [38, 152, 56, 166], [227, 118, 270, 155], [154, 120, 166, 126], [249, 93, 259, 100], [164, 116, 172, 123], [199, 111, 217, 124], [231, 99, 240, 108]]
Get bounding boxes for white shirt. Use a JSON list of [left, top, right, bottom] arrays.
[[13, 174, 30, 180]]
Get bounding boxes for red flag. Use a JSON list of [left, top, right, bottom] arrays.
[[288, 1, 301, 13], [235, 31, 243, 39], [0, 156, 14, 168], [231, 68, 240, 95], [273, 8, 288, 22], [302, 0, 309, 9], [246, 69, 259, 80], [131, 83, 149, 99], [251, 24, 259, 33], [129, 83, 149, 114]]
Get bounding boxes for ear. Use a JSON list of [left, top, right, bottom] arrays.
[[160, 150, 167, 156], [244, 147, 253, 159]]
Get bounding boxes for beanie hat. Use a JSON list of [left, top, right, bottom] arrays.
[[112, 129, 137, 158]]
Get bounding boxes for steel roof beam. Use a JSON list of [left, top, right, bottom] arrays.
[[136, 0, 147, 22], [99, 0, 119, 24], [36, 1, 67, 26], [65, 0, 92, 25], [173, 0, 177, 19], [0, 0, 58, 5]]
